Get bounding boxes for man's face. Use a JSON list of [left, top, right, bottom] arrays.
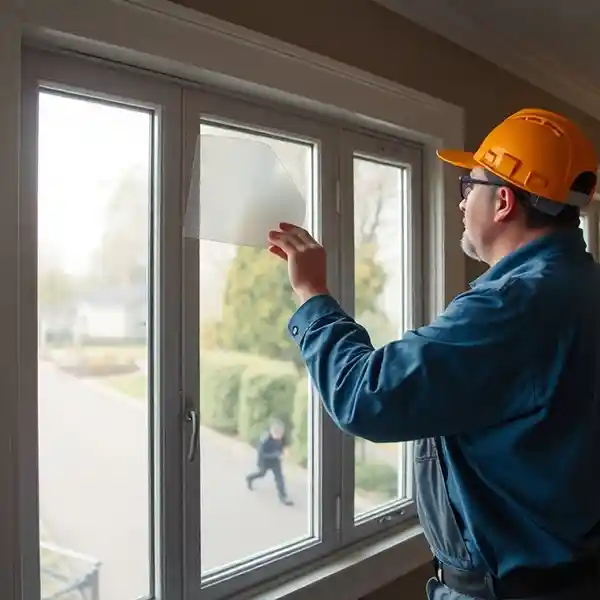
[[271, 423, 284, 439], [459, 167, 497, 262]]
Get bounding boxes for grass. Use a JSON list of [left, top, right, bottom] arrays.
[[101, 373, 147, 400], [78, 344, 146, 359], [44, 343, 146, 372]]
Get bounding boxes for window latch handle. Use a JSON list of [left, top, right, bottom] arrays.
[[185, 406, 199, 462]]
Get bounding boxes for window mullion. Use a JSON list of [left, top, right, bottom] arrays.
[[181, 92, 202, 600], [318, 129, 346, 548], [156, 88, 186, 600], [337, 132, 359, 542]]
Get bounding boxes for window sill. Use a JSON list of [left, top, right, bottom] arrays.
[[242, 522, 432, 600]]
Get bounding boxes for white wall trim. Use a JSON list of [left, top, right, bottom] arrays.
[[20, 0, 462, 140], [1, 1, 463, 598], [373, 0, 600, 123]]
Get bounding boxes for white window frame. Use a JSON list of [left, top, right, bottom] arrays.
[[183, 89, 426, 599], [19, 47, 185, 600], [1, 1, 465, 599], [183, 89, 343, 599]]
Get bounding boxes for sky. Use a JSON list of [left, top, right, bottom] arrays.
[[38, 92, 151, 275]]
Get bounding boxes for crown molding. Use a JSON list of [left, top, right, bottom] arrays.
[[373, 0, 600, 122]]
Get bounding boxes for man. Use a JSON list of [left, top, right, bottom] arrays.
[[267, 108, 600, 599]]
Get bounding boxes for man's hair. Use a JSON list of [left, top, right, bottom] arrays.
[[520, 199, 579, 230], [489, 170, 596, 230]]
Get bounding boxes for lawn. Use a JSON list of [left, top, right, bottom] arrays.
[[47, 344, 147, 364], [102, 373, 147, 400]]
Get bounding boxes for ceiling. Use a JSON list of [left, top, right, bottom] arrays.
[[373, 0, 600, 121]]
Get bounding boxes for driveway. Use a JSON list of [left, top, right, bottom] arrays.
[[38, 363, 374, 600]]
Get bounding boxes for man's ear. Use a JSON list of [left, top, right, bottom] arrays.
[[494, 187, 518, 223]]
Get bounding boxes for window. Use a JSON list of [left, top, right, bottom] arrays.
[[22, 49, 184, 600], [351, 154, 416, 521], [36, 91, 154, 600], [18, 44, 442, 600], [180, 91, 345, 598], [580, 215, 590, 250], [196, 122, 318, 574], [580, 196, 600, 261], [333, 133, 422, 540]]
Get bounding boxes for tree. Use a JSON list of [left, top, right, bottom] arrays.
[[355, 242, 386, 317], [215, 246, 301, 367], [214, 240, 386, 369], [211, 150, 395, 368], [88, 167, 149, 288], [38, 267, 77, 310]]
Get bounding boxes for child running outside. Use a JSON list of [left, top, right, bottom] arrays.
[[245, 418, 293, 506]]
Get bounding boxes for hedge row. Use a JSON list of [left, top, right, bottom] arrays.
[[199, 349, 396, 497], [200, 350, 301, 446]]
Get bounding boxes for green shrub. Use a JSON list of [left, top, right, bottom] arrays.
[[199, 351, 251, 435], [238, 361, 298, 446], [291, 378, 310, 467], [355, 460, 397, 500]]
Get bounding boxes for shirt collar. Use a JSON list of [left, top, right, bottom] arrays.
[[470, 228, 589, 288]]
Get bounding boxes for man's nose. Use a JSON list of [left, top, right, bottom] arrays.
[[459, 199, 466, 212]]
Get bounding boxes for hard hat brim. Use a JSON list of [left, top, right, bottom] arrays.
[[436, 149, 478, 171]]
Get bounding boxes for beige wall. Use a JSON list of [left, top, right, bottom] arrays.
[[168, 0, 600, 595]]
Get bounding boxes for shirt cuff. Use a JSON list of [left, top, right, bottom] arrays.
[[287, 294, 345, 343]]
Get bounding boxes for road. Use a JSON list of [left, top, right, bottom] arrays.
[[39, 362, 371, 600]]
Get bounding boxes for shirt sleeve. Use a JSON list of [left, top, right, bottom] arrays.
[[287, 285, 539, 442]]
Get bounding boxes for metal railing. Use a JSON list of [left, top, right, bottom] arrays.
[[40, 541, 102, 600]]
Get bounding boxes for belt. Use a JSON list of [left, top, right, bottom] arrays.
[[434, 555, 600, 599]]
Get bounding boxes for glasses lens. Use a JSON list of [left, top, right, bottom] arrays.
[[460, 176, 472, 200]]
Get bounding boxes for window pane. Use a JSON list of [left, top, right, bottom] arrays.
[[197, 123, 315, 575], [580, 215, 590, 250], [352, 156, 410, 518], [37, 92, 153, 600]]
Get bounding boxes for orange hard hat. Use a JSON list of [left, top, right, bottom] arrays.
[[437, 108, 598, 207]]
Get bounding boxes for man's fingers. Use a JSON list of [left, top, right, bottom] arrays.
[[269, 229, 303, 253], [268, 230, 293, 250], [278, 222, 319, 248], [268, 245, 288, 261], [297, 229, 318, 247]]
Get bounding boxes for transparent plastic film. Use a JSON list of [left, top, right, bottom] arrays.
[[183, 131, 308, 247]]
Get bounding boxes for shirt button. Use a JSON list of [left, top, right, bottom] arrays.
[[291, 326, 299, 336]]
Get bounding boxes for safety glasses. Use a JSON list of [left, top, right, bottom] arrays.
[[459, 175, 504, 201]]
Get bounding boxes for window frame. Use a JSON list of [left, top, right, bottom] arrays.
[[182, 87, 344, 600], [19, 47, 185, 600], [182, 88, 431, 599], [16, 45, 451, 600], [17, 48, 444, 600]]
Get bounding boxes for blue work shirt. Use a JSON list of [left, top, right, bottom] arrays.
[[287, 228, 600, 578]]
